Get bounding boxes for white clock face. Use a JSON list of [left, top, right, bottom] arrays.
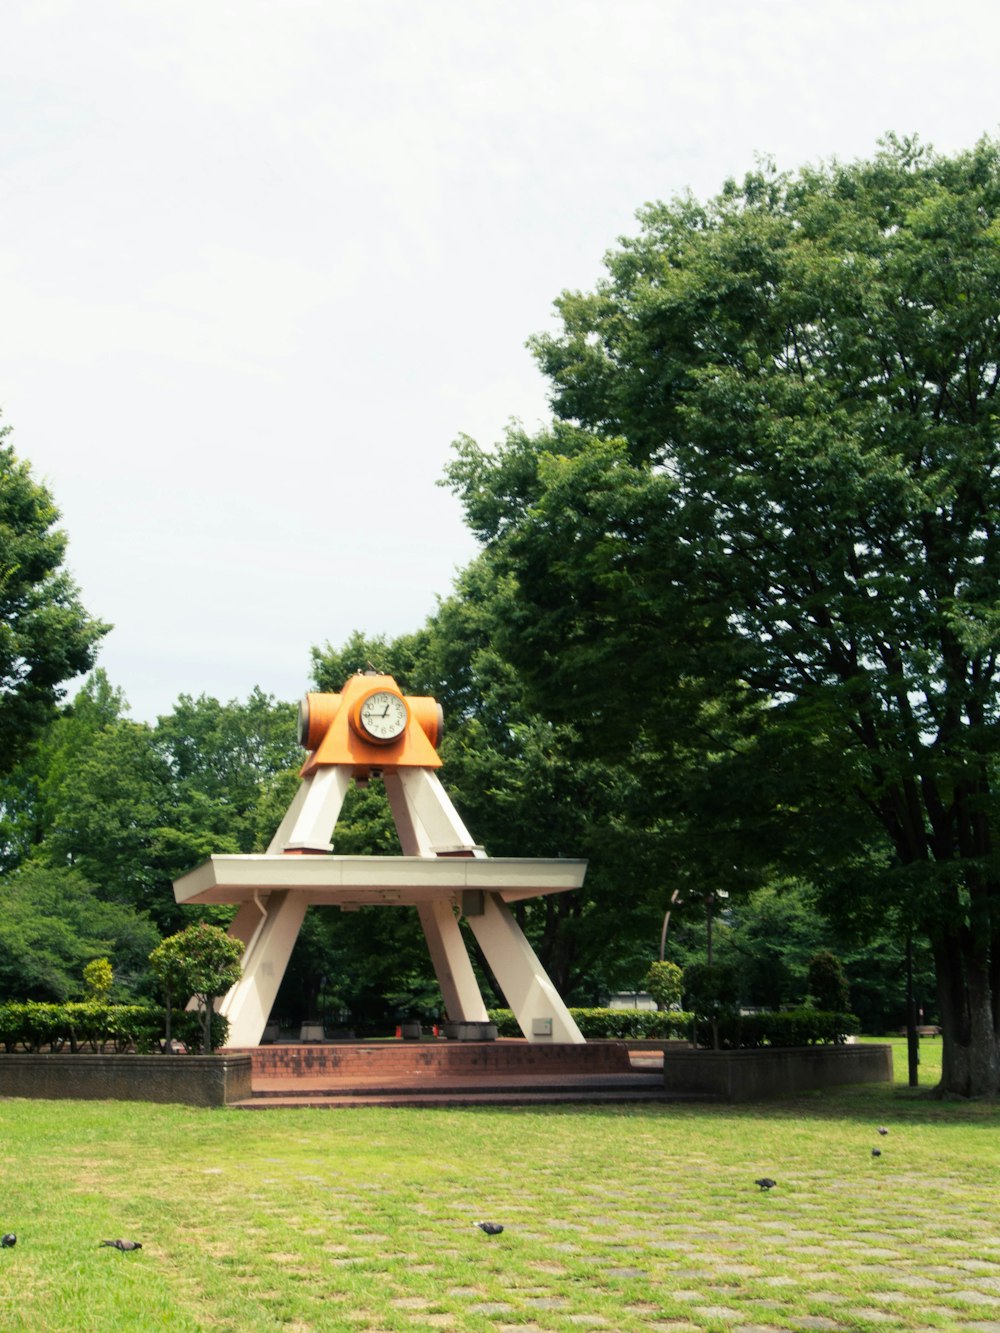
[[358, 690, 408, 741]]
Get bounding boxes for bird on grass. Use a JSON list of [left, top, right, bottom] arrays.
[[877, 1126, 889, 1136], [473, 1221, 504, 1235], [754, 1178, 777, 1191], [1, 1234, 15, 1248], [871, 1148, 882, 1157], [100, 1239, 142, 1252]]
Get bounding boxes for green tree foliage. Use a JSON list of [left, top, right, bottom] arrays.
[[149, 922, 242, 1052], [41, 717, 175, 912], [712, 880, 833, 1012], [644, 960, 683, 1010], [0, 864, 158, 1001], [153, 688, 301, 856], [807, 949, 851, 1013], [445, 135, 1000, 1095], [82, 957, 113, 1001], [1, 677, 302, 935], [0, 424, 108, 773], [683, 959, 740, 1050]]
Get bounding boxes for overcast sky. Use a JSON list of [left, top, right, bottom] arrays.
[[2, 1, 999, 722]]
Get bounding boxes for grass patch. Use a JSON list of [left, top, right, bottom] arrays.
[[0, 1038, 994, 1331]]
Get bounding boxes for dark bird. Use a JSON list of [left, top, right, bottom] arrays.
[[100, 1239, 142, 1252], [473, 1222, 504, 1235], [1, 1234, 15, 1248], [877, 1126, 889, 1136], [754, 1178, 777, 1191], [871, 1148, 882, 1157]]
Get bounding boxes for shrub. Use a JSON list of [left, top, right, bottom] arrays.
[[82, 958, 113, 1002], [0, 1001, 228, 1053], [487, 1007, 693, 1040], [644, 961, 684, 1011], [149, 923, 242, 1053], [693, 1008, 860, 1049], [485, 1005, 857, 1047], [683, 960, 741, 1050], [807, 950, 851, 1011]]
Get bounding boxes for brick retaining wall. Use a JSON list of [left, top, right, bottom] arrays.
[[229, 1040, 633, 1080], [0, 1053, 253, 1106], [663, 1043, 893, 1101]]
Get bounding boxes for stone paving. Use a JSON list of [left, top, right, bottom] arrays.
[[229, 1061, 1000, 1332], [255, 1156, 1000, 1331]]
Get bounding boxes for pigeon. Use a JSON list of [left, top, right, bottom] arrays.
[[100, 1239, 142, 1252], [754, 1178, 777, 1191], [877, 1126, 889, 1136], [1, 1234, 14, 1248], [473, 1221, 504, 1235], [871, 1148, 882, 1157]]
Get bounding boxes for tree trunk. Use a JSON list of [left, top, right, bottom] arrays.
[[163, 984, 173, 1054], [202, 996, 213, 1054], [933, 939, 1000, 1097]]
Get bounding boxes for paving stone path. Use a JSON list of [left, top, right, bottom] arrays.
[[299, 1159, 1000, 1331], [230, 1089, 1000, 1331]]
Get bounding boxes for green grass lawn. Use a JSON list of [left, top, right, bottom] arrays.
[[0, 1034, 995, 1332]]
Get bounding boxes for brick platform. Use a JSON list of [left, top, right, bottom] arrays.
[[220, 1040, 689, 1109], [228, 1039, 634, 1081]]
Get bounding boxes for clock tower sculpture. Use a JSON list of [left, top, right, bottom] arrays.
[[173, 672, 587, 1047]]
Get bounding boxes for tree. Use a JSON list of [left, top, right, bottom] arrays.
[[0, 863, 158, 1001], [149, 923, 243, 1052], [807, 950, 850, 1012], [0, 425, 108, 771], [82, 957, 113, 1001], [153, 689, 301, 855], [644, 960, 683, 1011], [0, 678, 303, 935], [446, 136, 1000, 1095]]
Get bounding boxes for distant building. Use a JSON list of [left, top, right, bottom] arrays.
[[608, 991, 657, 1011]]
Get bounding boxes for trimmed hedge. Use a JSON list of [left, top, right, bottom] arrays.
[[696, 1008, 860, 1049], [487, 1007, 693, 1039], [0, 1001, 229, 1054], [486, 1005, 858, 1046]]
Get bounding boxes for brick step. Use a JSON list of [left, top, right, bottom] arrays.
[[250, 1073, 664, 1098], [232, 1087, 697, 1110]]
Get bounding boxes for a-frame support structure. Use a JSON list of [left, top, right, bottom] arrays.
[[173, 675, 587, 1047]]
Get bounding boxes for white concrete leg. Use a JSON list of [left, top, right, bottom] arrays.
[[282, 767, 353, 852], [417, 900, 490, 1022], [266, 781, 311, 853], [394, 768, 485, 856], [218, 891, 309, 1047], [227, 898, 269, 947], [465, 894, 584, 1043], [383, 772, 433, 854]]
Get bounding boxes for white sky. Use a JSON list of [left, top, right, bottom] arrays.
[[2, 0, 999, 722]]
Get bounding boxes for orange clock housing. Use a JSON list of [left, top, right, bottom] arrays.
[[299, 674, 443, 776]]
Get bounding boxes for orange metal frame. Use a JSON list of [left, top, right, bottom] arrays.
[[299, 674, 443, 776]]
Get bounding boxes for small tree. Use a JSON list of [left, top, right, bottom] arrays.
[[149, 923, 243, 1053], [684, 960, 740, 1050], [807, 949, 850, 1013], [82, 957, 113, 1001], [644, 960, 683, 1012]]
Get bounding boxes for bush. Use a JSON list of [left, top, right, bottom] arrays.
[[807, 950, 851, 1011], [644, 961, 684, 1010], [485, 1005, 858, 1047], [487, 1007, 693, 1039], [0, 1001, 228, 1053], [82, 958, 113, 1002], [693, 1008, 860, 1049]]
